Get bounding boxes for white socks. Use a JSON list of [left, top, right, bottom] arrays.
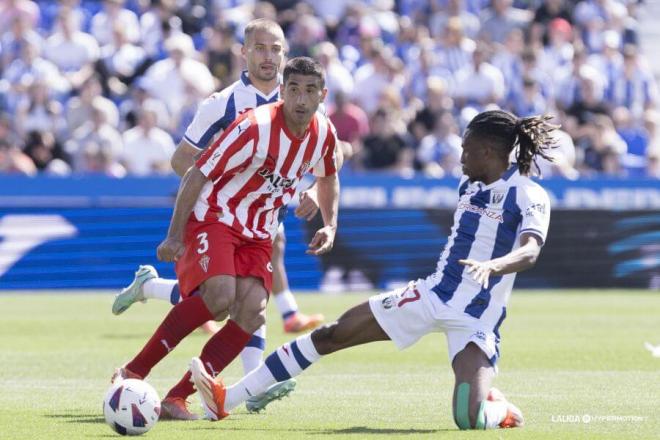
[[239, 324, 266, 374], [273, 289, 298, 320], [142, 278, 179, 304], [225, 333, 322, 412]]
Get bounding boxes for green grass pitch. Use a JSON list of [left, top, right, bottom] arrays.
[[0, 290, 659, 439]]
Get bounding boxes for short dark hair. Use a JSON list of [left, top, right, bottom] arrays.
[[283, 57, 325, 88]]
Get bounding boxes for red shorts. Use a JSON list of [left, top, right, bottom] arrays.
[[175, 219, 273, 298]]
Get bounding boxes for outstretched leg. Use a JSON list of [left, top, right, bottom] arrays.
[[451, 343, 523, 430], [192, 300, 389, 419]]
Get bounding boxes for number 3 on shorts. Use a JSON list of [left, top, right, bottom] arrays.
[[196, 232, 209, 254]]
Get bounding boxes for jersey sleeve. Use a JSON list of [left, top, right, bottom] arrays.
[[518, 183, 551, 245], [183, 92, 235, 149], [195, 112, 256, 181], [311, 119, 339, 177]]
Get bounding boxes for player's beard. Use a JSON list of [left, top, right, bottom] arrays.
[[253, 63, 278, 82]]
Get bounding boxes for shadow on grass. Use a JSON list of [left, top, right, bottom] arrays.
[[179, 424, 450, 435], [45, 413, 105, 424]]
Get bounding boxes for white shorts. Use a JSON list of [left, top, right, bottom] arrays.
[[369, 283, 500, 367]]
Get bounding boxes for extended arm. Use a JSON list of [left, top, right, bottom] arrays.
[[459, 233, 543, 288]]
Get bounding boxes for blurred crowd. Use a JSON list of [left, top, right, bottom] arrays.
[[0, 0, 658, 179]]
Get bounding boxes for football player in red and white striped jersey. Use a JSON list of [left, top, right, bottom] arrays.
[[113, 57, 339, 420]]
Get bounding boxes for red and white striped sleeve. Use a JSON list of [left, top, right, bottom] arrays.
[[312, 118, 338, 177], [195, 112, 258, 181]]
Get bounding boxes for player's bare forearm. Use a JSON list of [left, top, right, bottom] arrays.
[[489, 234, 542, 276], [171, 140, 203, 177], [166, 167, 207, 238], [479, 234, 542, 276], [316, 173, 339, 230], [459, 234, 542, 288]]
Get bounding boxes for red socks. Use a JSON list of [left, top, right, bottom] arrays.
[[126, 296, 214, 378], [166, 320, 251, 400]]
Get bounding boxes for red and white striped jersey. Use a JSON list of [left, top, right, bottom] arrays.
[[194, 101, 338, 240]]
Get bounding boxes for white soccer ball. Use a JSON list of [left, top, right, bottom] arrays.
[[103, 379, 160, 436]]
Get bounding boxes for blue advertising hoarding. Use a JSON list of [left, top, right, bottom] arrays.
[[0, 174, 658, 290]]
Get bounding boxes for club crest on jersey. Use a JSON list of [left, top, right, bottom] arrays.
[[199, 254, 210, 272], [490, 191, 505, 208], [300, 161, 311, 174]]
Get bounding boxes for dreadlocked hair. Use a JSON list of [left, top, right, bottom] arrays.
[[466, 110, 559, 175]]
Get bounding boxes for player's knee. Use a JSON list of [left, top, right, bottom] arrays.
[[199, 284, 235, 319], [233, 308, 265, 334]]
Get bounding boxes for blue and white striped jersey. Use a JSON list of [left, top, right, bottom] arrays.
[[419, 165, 551, 331], [183, 70, 280, 150]]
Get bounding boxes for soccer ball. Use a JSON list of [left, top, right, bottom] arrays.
[[103, 379, 160, 436]]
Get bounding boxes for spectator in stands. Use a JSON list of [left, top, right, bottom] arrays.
[[44, 8, 99, 90], [0, 138, 36, 175], [139, 0, 183, 59], [531, 0, 573, 46], [540, 18, 575, 75], [67, 99, 123, 171], [577, 114, 627, 176], [0, 13, 43, 71], [328, 90, 369, 156], [359, 107, 412, 174], [120, 101, 176, 176], [79, 140, 126, 177], [510, 76, 549, 118], [203, 22, 241, 87], [142, 33, 215, 130], [353, 46, 405, 115], [434, 16, 475, 75], [612, 106, 648, 174], [3, 40, 69, 100], [429, 0, 480, 40], [588, 30, 623, 104], [610, 44, 658, 119], [416, 110, 462, 178], [96, 22, 151, 96], [406, 39, 453, 101], [14, 78, 66, 140], [565, 70, 609, 133], [0, 0, 40, 37], [287, 14, 326, 58], [66, 75, 119, 133], [492, 28, 524, 99], [479, 0, 531, 44], [118, 77, 169, 132], [315, 41, 354, 105], [91, 0, 140, 47], [23, 130, 69, 173], [453, 43, 505, 111]]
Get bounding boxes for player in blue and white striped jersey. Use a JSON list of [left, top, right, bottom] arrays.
[[191, 110, 556, 430]]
